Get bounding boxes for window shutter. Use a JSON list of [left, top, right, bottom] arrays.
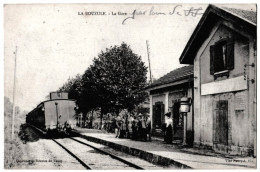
[[226, 39, 234, 70], [161, 103, 165, 127], [210, 45, 215, 75], [152, 105, 156, 128]]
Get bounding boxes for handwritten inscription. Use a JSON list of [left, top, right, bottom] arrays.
[[77, 5, 204, 25], [122, 6, 203, 25]]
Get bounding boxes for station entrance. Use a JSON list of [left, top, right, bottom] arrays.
[[172, 101, 183, 140]]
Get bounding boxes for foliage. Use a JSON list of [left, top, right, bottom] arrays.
[[58, 74, 82, 101], [80, 42, 148, 114], [4, 97, 25, 169], [57, 42, 148, 127]]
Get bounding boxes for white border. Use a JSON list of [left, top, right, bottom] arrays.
[[0, 1, 258, 172]]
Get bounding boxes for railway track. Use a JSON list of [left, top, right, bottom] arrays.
[[52, 139, 92, 169], [52, 137, 144, 170], [28, 124, 144, 170], [69, 137, 144, 169]]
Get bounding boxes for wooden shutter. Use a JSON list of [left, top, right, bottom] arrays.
[[161, 103, 165, 127], [152, 105, 156, 128], [153, 102, 164, 128], [226, 38, 234, 70], [210, 45, 215, 75]]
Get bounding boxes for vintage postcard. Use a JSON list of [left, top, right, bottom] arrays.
[[4, 3, 257, 169]]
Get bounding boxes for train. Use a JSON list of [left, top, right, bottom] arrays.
[[26, 92, 77, 135]]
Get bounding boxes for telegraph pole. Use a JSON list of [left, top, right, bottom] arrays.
[[11, 46, 17, 139], [146, 40, 153, 84]]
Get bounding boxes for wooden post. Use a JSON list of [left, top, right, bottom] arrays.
[[183, 112, 187, 146], [11, 46, 17, 139], [146, 40, 153, 84]]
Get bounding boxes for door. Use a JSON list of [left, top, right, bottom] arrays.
[[172, 102, 183, 139], [153, 102, 164, 129], [214, 100, 228, 145]]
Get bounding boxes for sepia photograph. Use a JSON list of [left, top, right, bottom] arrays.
[[3, 1, 257, 170]]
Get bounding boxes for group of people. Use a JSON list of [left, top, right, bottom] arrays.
[[113, 109, 174, 144], [115, 113, 151, 142]]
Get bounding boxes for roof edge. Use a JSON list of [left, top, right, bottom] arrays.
[[179, 4, 256, 64], [148, 74, 193, 90]]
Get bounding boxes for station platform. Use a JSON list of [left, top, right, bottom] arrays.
[[73, 127, 256, 169]]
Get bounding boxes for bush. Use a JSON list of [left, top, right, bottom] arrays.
[[4, 97, 24, 169], [4, 135, 23, 168]]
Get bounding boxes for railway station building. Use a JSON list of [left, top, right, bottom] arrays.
[[179, 5, 256, 156], [148, 65, 194, 144]]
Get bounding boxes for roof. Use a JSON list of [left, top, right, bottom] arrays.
[[28, 99, 76, 114], [149, 65, 193, 89], [179, 4, 256, 64], [221, 6, 256, 25]]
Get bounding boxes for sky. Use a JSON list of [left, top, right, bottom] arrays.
[[4, 3, 256, 112]]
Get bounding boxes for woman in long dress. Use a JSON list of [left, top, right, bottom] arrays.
[[164, 112, 173, 144]]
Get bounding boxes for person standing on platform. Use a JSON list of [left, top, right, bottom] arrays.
[[138, 113, 147, 141], [132, 115, 138, 140], [164, 110, 173, 144], [137, 114, 143, 140], [145, 113, 152, 142], [128, 114, 134, 139], [119, 117, 127, 138], [142, 114, 148, 141], [115, 115, 122, 138]]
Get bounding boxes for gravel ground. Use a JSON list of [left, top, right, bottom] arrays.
[[16, 125, 166, 170], [15, 125, 85, 169]]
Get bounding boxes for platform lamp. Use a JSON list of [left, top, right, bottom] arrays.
[[180, 97, 191, 146]]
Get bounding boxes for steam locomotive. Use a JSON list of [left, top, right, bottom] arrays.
[[26, 92, 77, 135]]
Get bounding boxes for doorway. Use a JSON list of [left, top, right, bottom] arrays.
[[153, 102, 164, 129], [213, 100, 228, 152], [172, 101, 183, 139]]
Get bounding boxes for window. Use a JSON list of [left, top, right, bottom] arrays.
[[210, 38, 234, 77], [214, 41, 227, 72]]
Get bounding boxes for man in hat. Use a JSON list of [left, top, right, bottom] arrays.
[[137, 113, 143, 140], [145, 113, 152, 142], [137, 113, 147, 141], [115, 115, 122, 138], [131, 114, 138, 140], [127, 114, 134, 139], [119, 116, 127, 138]]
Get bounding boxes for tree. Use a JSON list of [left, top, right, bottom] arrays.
[[58, 74, 82, 101], [80, 42, 148, 128]]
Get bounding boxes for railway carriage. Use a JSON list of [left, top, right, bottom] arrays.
[[26, 92, 77, 134]]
